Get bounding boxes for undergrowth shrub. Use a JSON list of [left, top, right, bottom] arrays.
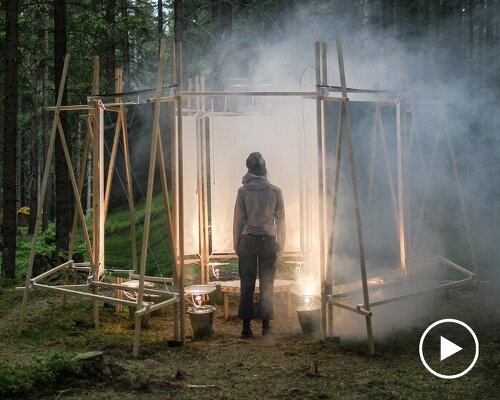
[[0, 351, 81, 398]]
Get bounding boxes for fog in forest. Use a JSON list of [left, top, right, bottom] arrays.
[[182, 2, 500, 338]]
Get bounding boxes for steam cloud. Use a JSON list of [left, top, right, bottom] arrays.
[[186, 3, 500, 338]]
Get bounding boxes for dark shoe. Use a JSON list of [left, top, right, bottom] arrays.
[[241, 319, 253, 339], [241, 328, 253, 339], [262, 319, 271, 337]]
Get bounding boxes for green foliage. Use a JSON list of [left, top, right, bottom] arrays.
[[105, 194, 173, 277], [0, 352, 80, 398]]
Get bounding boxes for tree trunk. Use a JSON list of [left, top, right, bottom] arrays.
[[2, 0, 20, 279], [121, 0, 130, 91], [104, 0, 116, 94], [158, 0, 164, 50], [42, 27, 50, 231], [54, 0, 72, 255]]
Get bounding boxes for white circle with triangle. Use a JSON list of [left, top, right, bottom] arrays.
[[419, 318, 479, 379]]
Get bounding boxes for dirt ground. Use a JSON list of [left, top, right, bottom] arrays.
[[0, 282, 499, 399]]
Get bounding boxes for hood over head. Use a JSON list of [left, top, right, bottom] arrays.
[[246, 152, 267, 177], [241, 173, 271, 189]]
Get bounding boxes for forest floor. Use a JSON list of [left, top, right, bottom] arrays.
[[0, 279, 499, 400]]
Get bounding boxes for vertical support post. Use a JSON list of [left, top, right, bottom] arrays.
[[176, 40, 186, 345], [396, 100, 407, 276], [114, 70, 124, 314], [92, 55, 104, 327], [195, 76, 207, 285], [315, 41, 327, 341], [320, 42, 334, 337], [17, 55, 70, 334], [200, 76, 210, 284], [367, 106, 379, 208], [170, 41, 179, 341], [336, 39, 374, 355], [133, 38, 167, 357]]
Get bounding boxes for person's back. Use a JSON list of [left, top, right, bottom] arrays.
[[233, 152, 286, 338]]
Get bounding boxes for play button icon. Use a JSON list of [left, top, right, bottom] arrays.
[[440, 336, 463, 361], [419, 318, 479, 379]]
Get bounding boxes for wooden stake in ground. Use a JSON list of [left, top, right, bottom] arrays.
[[133, 38, 167, 357], [17, 55, 70, 334]]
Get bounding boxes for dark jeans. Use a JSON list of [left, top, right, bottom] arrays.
[[237, 234, 277, 320]]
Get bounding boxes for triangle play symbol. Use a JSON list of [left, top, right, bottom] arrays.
[[440, 336, 463, 361]]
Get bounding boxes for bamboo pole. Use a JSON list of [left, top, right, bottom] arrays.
[[56, 120, 93, 259], [445, 124, 480, 280], [336, 39, 374, 355], [315, 42, 327, 341], [170, 41, 180, 341], [129, 274, 174, 283], [32, 283, 139, 307], [176, 40, 186, 345], [376, 106, 399, 233], [396, 101, 407, 276], [113, 69, 125, 318], [103, 112, 123, 219], [17, 54, 70, 334], [367, 106, 379, 208], [410, 106, 445, 266], [135, 297, 179, 315], [46, 105, 93, 111], [157, 131, 175, 243], [119, 103, 138, 273], [320, 42, 334, 337], [68, 125, 92, 257], [200, 77, 210, 284], [195, 108, 207, 284], [133, 38, 167, 357], [31, 260, 74, 283], [93, 281, 174, 295], [368, 277, 473, 308], [330, 300, 372, 316], [438, 256, 475, 278], [91, 55, 104, 327]]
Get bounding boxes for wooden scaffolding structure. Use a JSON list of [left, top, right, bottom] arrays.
[[16, 38, 478, 356]]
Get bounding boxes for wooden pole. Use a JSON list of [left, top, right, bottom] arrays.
[[320, 42, 334, 337], [120, 106, 138, 273], [336, 39, 374, 355], [17, 54, 70, 334], [396, 100, 407, 276], [114, 68, 125, 313], [56, 120, 93, 259], [376, 106, 399, 232], [315, 42, 327, 341], [410, 105, 445, 265], [68, 126, 91, 257], [367, 105, 379, 208], [103, 69, 124, 220], [195, 78, 207, 284], [133, 38, 167, 357], [445, 117, 480, 280], [200, 77, 210, 284], [91, 55, 103, 327], [170, 41, 179, 341], [176, 40, 186, 345]]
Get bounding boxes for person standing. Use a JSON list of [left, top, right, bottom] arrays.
[[233, 152, 286, 338]]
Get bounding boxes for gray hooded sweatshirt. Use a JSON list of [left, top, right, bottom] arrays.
[[233, 173, 286, 253]]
